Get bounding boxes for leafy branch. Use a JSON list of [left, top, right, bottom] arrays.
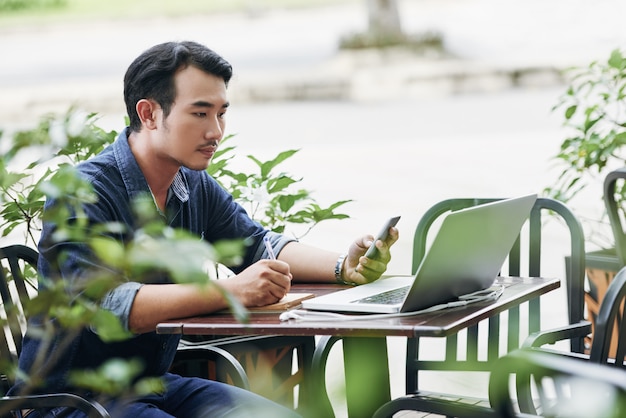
[[207, 136, 351, 238], [546, 48, 626, 248]]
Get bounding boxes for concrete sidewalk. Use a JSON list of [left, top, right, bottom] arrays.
[[1, 0, 625, 126]]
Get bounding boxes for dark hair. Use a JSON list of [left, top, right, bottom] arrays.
[[123, 41, 233, 132]]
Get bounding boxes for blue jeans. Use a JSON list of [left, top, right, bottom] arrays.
[[38, 373, 301, 418]]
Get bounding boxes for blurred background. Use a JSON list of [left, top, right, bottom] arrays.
[[2, 0, 626, 415]]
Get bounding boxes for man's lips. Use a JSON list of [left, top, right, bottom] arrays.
[[199, 146, 217, 158]]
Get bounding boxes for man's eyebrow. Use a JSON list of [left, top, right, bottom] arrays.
[[190, 100, 230, 109]]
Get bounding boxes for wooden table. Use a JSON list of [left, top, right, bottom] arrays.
[[158, 276, 559, 417]]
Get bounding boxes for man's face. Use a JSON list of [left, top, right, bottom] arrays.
[[153, 65, 229, 171]]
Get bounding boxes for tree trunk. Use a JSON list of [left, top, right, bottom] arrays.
[[366, 0, 403, 38]]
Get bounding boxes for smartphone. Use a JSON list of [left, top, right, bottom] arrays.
[[364, 216, 401, 259]]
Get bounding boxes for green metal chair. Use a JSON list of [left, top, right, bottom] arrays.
[[0, 245, 110, 417], [404, 197, 586, 394], [490, 267, 626, 417], [495, 264, 626, 416], [489, 349, 626, 418], [604, 167, 626, 266], [524, 263, 626, 368], [314, 197, 586, 418]]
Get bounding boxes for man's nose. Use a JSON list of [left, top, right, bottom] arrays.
[[205, 117, 223, 140]]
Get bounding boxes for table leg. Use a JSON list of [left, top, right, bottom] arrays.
[[343, 337, 391, 418]]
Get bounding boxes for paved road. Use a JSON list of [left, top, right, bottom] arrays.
[[1, 0, 625, 126]]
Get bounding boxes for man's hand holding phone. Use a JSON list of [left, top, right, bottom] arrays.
[[339, 216, 400, 285], [364, 216, 401, 259]]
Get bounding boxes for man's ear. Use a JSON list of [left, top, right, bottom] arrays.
[[136, 99, 159, 130]]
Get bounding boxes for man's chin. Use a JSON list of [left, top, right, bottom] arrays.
[[184, 160, 211, 172]]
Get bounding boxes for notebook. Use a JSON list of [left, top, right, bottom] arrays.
[[302, 194, 537, 314], [249, 293, 315, 312]]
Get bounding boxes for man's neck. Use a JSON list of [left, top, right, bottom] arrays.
[[127, 131, 178, 211]]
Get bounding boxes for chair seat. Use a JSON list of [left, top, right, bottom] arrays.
[[373, 390, 497, 418]]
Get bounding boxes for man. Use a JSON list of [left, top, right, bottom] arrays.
[[14, 41, 398, 417]]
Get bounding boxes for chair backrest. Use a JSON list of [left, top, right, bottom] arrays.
[[406, 197, 586, 393], [0, 245, 38, 394], [604, 168, 626, 265], [588, 265, 626, 365], [489, 349, 626, 418]]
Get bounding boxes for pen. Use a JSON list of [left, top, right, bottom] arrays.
[[264, 236, 276, 260]]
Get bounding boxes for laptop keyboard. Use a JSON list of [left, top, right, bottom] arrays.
[[353, 285, 410, 305]]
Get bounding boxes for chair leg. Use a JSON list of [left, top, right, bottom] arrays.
[[172, 345, 250, 390], [308, 336, 341, 418]]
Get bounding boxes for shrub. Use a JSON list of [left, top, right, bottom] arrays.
[[0, 0, 66, 12], [546, 48, 626, 248]]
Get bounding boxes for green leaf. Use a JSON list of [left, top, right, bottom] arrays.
[[90, 237, 125, 269], [24, 280, 71, 318], [614, 132, 626, 145], [0, 170, 28, 190], [328, 199, 353, 211], [211, 238, 247, 266], [276, 194, 301, 213], [248, 149, 299, 179], [217, 286, 249, 323], [127, 235, 216, 285], [564, 105, 577, 119], [133, 377, 166, 396], [68, 358, 145, 395], [81, 275, 120, 300], [267, 175, 299, 194], [92, 309, 132, 342], [608, 49, 625, 70]]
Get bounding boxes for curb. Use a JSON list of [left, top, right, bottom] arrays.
[[1, 52, 569, 127], [229, 49, 568, 103]]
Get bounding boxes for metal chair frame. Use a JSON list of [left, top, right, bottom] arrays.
[[321, 197, 586, 418], [0, 244, 110, 417], [605, 167, 626, 266], [488, 349, 626, 418], [406, 197, 586, 393]]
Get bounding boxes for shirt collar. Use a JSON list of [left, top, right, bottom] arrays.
[[113, 128, 190, 204]]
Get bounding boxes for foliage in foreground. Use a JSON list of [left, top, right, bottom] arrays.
[[0, 108, 351, 402]]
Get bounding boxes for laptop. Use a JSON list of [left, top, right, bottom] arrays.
[[302, 194, 537, 314]]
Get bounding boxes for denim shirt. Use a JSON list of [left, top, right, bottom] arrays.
[[13, 129, 295, 394]]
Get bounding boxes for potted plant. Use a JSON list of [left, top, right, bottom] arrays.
[[545, 48, 626, 350]]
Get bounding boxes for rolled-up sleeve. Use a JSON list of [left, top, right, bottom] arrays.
[[99, 282, 143, 332], [255, 231, 297, 261]]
